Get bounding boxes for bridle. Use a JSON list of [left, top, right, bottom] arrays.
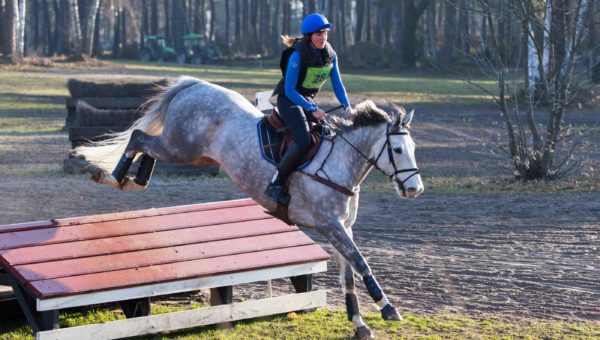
[[324, 120, 420, 195]]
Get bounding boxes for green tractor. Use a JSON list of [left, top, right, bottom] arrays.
[[183, 33, 223, 64], [139, 35, 183, 63]]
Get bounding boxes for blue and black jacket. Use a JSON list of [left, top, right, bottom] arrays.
[[274, 39, 350, 113]]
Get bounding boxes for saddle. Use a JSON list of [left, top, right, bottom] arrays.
[[258, 108, 331, 167]]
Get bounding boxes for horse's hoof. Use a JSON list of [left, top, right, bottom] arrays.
[[355, 325, 373, 340], [91, 172, 121, 190], [120, 177, 147, 191], [381, 304, 402, 321]]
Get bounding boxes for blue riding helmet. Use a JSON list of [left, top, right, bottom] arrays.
[[301, 13, 331, 35]]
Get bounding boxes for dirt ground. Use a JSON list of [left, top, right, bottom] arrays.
[[0, 93, 599, 323]]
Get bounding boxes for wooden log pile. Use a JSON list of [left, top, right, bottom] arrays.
[[64, 79, 220, 175]]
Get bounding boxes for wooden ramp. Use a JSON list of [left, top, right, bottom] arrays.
[[0, 198, 329, 339]]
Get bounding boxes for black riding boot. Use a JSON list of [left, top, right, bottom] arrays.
[[265, 143, 305, 206]]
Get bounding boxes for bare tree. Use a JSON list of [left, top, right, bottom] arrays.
[[473, 0, 594, 179], [83, 0, 101, 56], [16, 0, 25, 57]]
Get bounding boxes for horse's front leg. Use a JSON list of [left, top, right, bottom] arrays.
[[315, 220, 402, 323], [334, 246, 373, 340]]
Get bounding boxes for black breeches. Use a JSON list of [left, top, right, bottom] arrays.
[[276, 94, 312, 153]]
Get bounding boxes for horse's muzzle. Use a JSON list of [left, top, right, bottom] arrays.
[[405, 187, 420, 198]]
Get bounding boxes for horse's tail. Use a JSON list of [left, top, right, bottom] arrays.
[[73, 76, 201, 172]]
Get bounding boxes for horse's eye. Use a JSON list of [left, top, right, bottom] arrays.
[[393, 147, 403, 154]]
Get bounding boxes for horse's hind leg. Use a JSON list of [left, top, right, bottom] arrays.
[[315, 220, 402, 323], [119, 154, 156, 191], [118, 129, 195, 190]]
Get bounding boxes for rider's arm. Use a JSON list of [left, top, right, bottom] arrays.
[[330, 54, 351, 109], [284, 51, 318, 112]]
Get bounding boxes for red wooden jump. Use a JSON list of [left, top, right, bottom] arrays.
[[0, 198, 328, 300]]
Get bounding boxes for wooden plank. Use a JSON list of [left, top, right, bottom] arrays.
[[1, 219, 296, 265], [0, 198, 256, 234], [36, 290, 327, 340], [0, 206, 272, 250], [14, 231, 315, 280], [37, 261, 327, 310], [29, 245, 329, 298]]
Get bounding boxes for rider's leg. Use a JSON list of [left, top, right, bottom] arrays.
[[265, 95, 311, 205]]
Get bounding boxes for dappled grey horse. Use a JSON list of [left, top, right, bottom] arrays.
[[75, 77, 424, 339]]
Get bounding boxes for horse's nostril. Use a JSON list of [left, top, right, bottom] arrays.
[[407, 188, 416, 194]]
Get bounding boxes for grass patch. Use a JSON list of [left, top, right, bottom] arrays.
[[0, 168, 64, 177], [424, 176, 600, 195], [1, 307, 598, 339], [360, 171, 600, 195]]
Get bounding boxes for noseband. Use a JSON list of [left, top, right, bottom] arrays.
[[370, 124, 420, 194], [329, 122, 420, 194]]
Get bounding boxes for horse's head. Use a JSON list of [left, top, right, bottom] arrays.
[[352, 101, 424, 199]]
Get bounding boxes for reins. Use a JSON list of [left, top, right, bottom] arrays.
[[302, 106, 420, 196]]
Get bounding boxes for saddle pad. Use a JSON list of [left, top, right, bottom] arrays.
[[257, 119, 328, 169]]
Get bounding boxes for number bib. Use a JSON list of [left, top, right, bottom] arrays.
[[301, 64, 333, 89]]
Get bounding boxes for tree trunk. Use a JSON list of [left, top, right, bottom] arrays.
[[209, 0, 215, 40], [457, 0, 469, 55], [69, 0, 83, 58], [441, 0, 457, 63], [151, 0, 158, 35], [242, 0, 249, 52], [355, 0, 364, 43], [16, 0, 26, 57], [262, 0, 271, 55], [425, 1, 437, 62], [55, 0, 70, 56], [234, 0, 240, 51], [42, 0, 52, 55], [225, 0, 230, 46], [92, 3, 102, 57], [366, 0, 371, 41], [248, 0, 262, 54], [307, 0, 315, 13], [173, 0, 185, 53], [84, 0, 101, 56], [33, 0, 39, 52], [141, 0, 148, 49], [394, 2, 403, 57], [2, 0, 18, 59], [339, 0, 346, 50], [112, 7, 121, 58], [121, 7, 127, 51], [164, 0, 172, 45], [271, 0, 280, 53], [401, 0, 431, 68]]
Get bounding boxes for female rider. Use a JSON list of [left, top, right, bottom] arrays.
[[265, 13, 353, 206]]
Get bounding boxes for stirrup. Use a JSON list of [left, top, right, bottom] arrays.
[[265, 183, 290, 207]]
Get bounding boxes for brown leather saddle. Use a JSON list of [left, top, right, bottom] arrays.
[[259, 108, 331, 167]]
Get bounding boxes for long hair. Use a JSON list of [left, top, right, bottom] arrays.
[[281, 34, 304, 47]]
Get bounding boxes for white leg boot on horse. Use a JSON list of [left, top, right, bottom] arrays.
[[90, 153, 135, 190], [121, 155, 156, 191]]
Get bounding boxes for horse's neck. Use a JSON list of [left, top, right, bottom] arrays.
[[331, 124, 385, 188]]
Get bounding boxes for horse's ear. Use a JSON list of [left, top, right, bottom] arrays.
[[404, 109, 415, 128], [390, 103, 405, 128]]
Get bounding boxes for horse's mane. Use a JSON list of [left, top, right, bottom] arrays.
[[329, 100, 404, 132]]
